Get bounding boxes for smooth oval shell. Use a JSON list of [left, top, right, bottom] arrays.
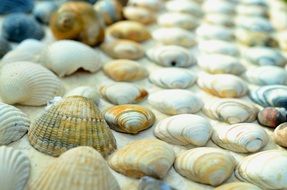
[[33, 1, 57, 24], [235, 28, 273, 47], [198, 40, 239, 56], [138, 176, 176, 190], [123, 6, 155, 24], [128, 0, 163, 11], [0, 37, 11, 58], [274, 122, 287, 147], [258, 107, 287, 128], [202, 0, 235, 14], [0, 0, 34, 14], [215, 182, 262, 190], [157, 12, 198, 30], [65, 86, 100, 105], [235, 16, 272, 32], [204, 13, 234, 27], [165, 0, 202, 17], [94, 0, 123, 25], [196, 24, 234, 41]]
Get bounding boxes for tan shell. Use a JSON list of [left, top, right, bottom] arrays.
[[123, 6, 155, 24], [215, 182, 262, 190], [65, 86, 100, 105], [198, 40, 239, 56], [274, 122, 287, 147], [157, 12, 198, 30], [128, 0, 163, 11]]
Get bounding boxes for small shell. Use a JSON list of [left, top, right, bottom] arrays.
[[196, 24, 234, 41], [236, 4, 267, 17], [65, 86, 100, 105], [104, 104, 155, 134], [100, 40, 144, 60], [202, 0, 235, 14], [108, 139, 175, 179], [258, 107, 287, 128], [278, 31, 287, 51], [103, 59, 148, 81], [33, 1, 58, 24], [239, 0, 267, 6], [154, 114, 213, 146], [94, 0, 123, 25], [215, 182, 262, 190], [203, 99, 259, 124], [235, 29, 274, 47], [157, 12, 198, 30], [0, 37, 11, 58], [29, 146, 120, 190], [204, 13, 234, 27], [128, 0, 163, 11], [0, 146, 30, 190], [198, 40, 239, 56], [0, 0, 34, 14], [138, 176, 176, 190], [99, 83, 148, 105], [123, 6, 155, 24], [165, 0, 202, 17], [270, 10, 287, 31], [235, 16, 272, 32], [149, 68, 197, 89], [28, 96, 117, 157], [274, 122, 287, 147], [197, 74, 248, 98], [146, 45, 197, 67], [148, 89, 203, 115], [175, 147, 235, 186]]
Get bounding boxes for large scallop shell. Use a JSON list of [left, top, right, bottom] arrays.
[[257, 107, 287, 128], [28, 146, 120, 190], [196, 24, 234, 41], [65, 86, 100, 105], [138, 176, 176, 190], [154, 114, 213, 146], [157, 12, 198, 30], [108, 139, 175, 179], [198, 40, 239, 56], [165, 0, 202, 17], [148, 89, 203, 115], [94, 0, 123, 26], [214, 182, 262, 190], [0, 0, 34, 14], [274, 122, 287, 147], [104, 104, 155, 134], [28, 96, 117, 157], [123, 6, 155, 24], [174, 147, 235, 186]]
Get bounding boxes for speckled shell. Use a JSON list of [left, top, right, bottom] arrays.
[[33, 1, 58, 24], [258, 107, 286, 128], [108, 139, 175, 179], [0, 146, 30, 190], [274, 122, 287, 147], [138, 176, 176, 190], [100, 40, 144, 60], [148, 89, 203, 115], [65, 86, 100, 105], [149, 68, 197, 89], [236, 4, 267, 17], [157, 12, 198, 30], [203, 99, 258, 124], [0, 37, 11, 58], [123, 6, 155, 24], [154, 114, 213, 146], [99, 83, 148, 105], [175, 147, 235, 186], [204, 13, 234, 27], [0, 0, 34, 14], [214, 182, 262, 190], [196, 24, 234, 41], [128, 0, 163, 11], [202, 0, 235, 14], [146, 45, 197, 67], [28, 96, 117, 157], [94, 0, 123, 25], [28, 146, 120, 190], [104, 104, 155, 134], [103, 59, 148, 81], [165, 0, 202, 17], [198, 40, 239, 56]]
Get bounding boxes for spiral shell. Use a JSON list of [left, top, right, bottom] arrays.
[[157, 12, 198, 30], [274, 122, 287, 147], [214, 182, 262, 190], [202, 0, 235, 14], [128, 0, 163, 11], [198, 40, 239, 56], [94, 0, 123, 25], [257, 107, 287, 128], [33, 1, 58, 24], [0, 0, 34, 14], [123, 6, 155, 24], [0, 37, 11, 59], [165, 0, 202, 17], [196, 24, 234, 41], [138, 176, 176, 190], [65, 86, 100, 105]]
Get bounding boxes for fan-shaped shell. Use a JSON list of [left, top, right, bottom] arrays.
[[157, 12, 198, 30], [196, 24, 234, 41], [202, 0, 235, 14], [0, 0, 34, 14], [138, 176, 176, 190], [198, 40, 239, 56], [108, 139, 175, 179], [165, 0, 202, 17], [214, 182, 262, 190], [204, 13, 234, 27], [104, 104, 155, 134], [123, 6, 155, 24], [258, 107, 287, 128], [0, 37, 11, 59], [94, 0, 123, 25], [128, 0, 163, 11], [65, 86, 100, 105], [274, 122, 287, 147], [33, 1, 58, 24], [28, 96, 117, 157], [174, 147, 235, 186]]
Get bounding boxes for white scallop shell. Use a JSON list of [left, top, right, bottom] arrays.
[[157, 12, 198, 30], [65, 86, 100, 105], [198, 40, 239, 56], [202, 0, 236, 14], [196, 24, 234, 41], [204, 13, 234, 27], [165, 0, 202, 17]]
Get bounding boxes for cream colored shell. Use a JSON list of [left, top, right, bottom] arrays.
[[215, 182, 262, 190], [165, 0, 202, 17], [196, 24, 234, 41], [202, 0, 235, 14], [157, 12, 198, 30], [65, 86, 100, 105], [198, 40, 239, 56], [123, 6, 155, 24]]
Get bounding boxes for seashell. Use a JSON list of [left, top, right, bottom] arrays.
[[204, 13, 234, 27], [107, 21, 151, 42], [278, 31, 287, 51], [197, 54, 245, 75], [138, 176, 176, 190], [236, 4, 267, 17], [28, 146, 120, 190], [239, 0, 267, 6], [203, 99, 259, 124], [100, 39, 144, 60], [2, 13, 44, 43], [202, 0, 236, 14], [235, 150, 287, 189], [270, 10, 287, 31], [104, 104, 155, 134], [149, 68, 197, 89], [214, 182, 262, 190], [103, 59, 148, 81], [235, 28, 273, 47], [197, 74, 248, 98], [148, 89, 203, 115], [0, 0, 34, 14], [50, 2, 105, 46], [128, 0, 163, 11], [28, 96, 117, 157], [94, 0, 123, 26], [249, 85, 287, 109], [108, 139, 175, 179], [146, 45, 196, 68], [257, 107, 287, 128], [235, 16, 272, 32], [0, 146, 30, 190], [165, 0, 202, 17], [157, 12, 198, 30], [196, 24, 234, 41], [0, 37, 11, 58], [99, 83, 148, 105], [65, 86, 100, 105], [33, 1, 58, 24], [212, 123, 269, 153], [174, 147, 235, 186], [198, 40, 239, 56], [154, 114, 213, 146], [274, 122, 287, 147], [0, 61, 64, 106], [152, 28, 196, 48], [123, 6, 155, 25]]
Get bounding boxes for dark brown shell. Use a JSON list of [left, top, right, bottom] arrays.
[[257, 107, 287, 128]]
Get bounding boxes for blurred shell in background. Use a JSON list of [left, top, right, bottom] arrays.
[[165, 0, 202, 17], [157, 12, 198, 30], [123, 6, 155, 25], [214, 182, 261, 190], [204, 13, 234, 27], [0, 37, 11, 59], [198, 40, 239, 56], [138, 176, 176, 190], [257, 107, 287, 128], [0, 0, 34, 14], [202, 0, 235, 15], [65, 86, 100, 105], [236, 4, 267, 17], [33, 1, 58, 24], [274, 122, 287, 147], [94, 0, 123, 26], [196, 24, 234, 41], [128, 0, 163, 11]]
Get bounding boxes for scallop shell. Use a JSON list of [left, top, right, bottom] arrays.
[[258, 107, 287, 128], [157, 12, 198, 30], [235, 150, 287, 189], [197, 74, 248, 98], [33, 1, 58, 24], [28, 96, 117, 157], [174, 147, 235, 186], [196, 24, 234, 41], [154, 114, 213, 146], [274, 122, 287, 147], [214, 182, 262, 190], [65, 86, 100, 105], [99, 83, 148, 105], [138, 176, 176, 190], [146, 45, 197, 67], [203, 99, 259, 124], [100, 39, 144, 60], [0, 37, 11, 58], [149, 68, 197, 89], [0, 146, 30, 190], [165, 0, 202, 17], [0, 0, 34, 14], [128, 0, 163, 11], [104, 104, 155, 134], [202, 0, 235, 14], [198, 40, 239, 56], [204, 13, 234, 27], [108, 139, 175, 179], [123, 6, 155, 24], [94, 0, 123, 25], [103, 59, 148, 81], [236, 4, 267, 17], [148, 89, 203, 115], [28, 146, 120, 190], [0, 61, 64, 106]]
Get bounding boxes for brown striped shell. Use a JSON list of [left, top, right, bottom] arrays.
[[257, 107, 287, 128]]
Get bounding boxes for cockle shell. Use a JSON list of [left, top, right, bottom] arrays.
[[0, 146, 30, 190], [235, 150, 287, 189], [104, 104, 155, 134], [196, 24, 234, 41], [157, 12, 198, 30], [258, 107, 287, 128], [204, 13, 234, 27], [198, 40, 239, 56], [165, 0, 202, 17], [274, 122, 287, 147], [138, 176, 176, 190], [174, 147, 235, 186], [128, 0, 163, 11], [123, 6, 155, 24], [0, 0, 34, 14], [203, 99, 259, 124], [0, 37, 11, 58], [94, 0, 123, 25], [202, 0, 235, 14], [33, 1, 58, 24], [103, 59, 148, 81], [214, 182, 262, 190], [108, 139, 175, 179], [197, 74, 248, 98], [149, 68, 197, 89], [99, 83, 148, 105], [0, 61, 64, 106], [154, 114, 213, 146], [100, 39, 144, 60], [28, 146, 120, 190], [65, 86, 100, 105], [146, 45, 196, 67], [28, 96, 117, 157]]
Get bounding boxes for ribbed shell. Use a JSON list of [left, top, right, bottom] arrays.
[[28, 96, 117, 157], [65, 86, 100, 105], [0, 0, 34, 14], [94, 0, 123, 26], [214, 182, 262, 190], [123, 6, 155, 24], [138, 176, 176, 190], [257, 107, 287, 128], [198, 40, 239, 56], [157, 12, 198, 30], [274, 122, 287, 147]]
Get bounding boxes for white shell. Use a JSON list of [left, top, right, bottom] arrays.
[[202, 0, 236, 14], [154, 114, 213, 146], [157, 12, 198, 30], [196, 24, 234, 41], [278, 31, 287, 51], [128, 0, 163, 11], [270, 10, 287, 30], [236, 4, 267, 17], [204, 13, 234, 27], [235, 16, 272, 32], [148, 89, 203, 115], [65, 86, 100, 105], [198, 40, 239, 56], [165, 0, 202, 17]]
